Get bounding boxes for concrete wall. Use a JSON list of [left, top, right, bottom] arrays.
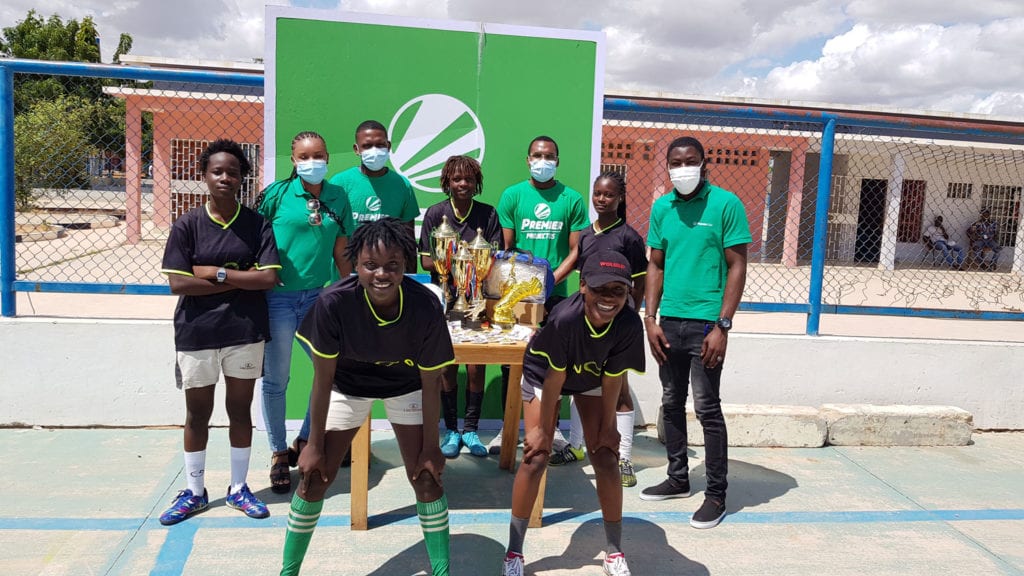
[[2, 318, 1021, 429]]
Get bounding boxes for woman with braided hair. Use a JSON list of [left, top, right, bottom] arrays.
[[280, 217, 456, 576], [418, 155, 503, 458], [257, 130, 356, 494]]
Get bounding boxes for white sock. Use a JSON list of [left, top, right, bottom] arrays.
[[569, 399, 584, 448], [229, 446, 251, 494], [184, 450, 206, 496], [617, 410, 635, 461]]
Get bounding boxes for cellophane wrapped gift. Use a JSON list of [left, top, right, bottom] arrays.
[[483, 251, 554, 303]]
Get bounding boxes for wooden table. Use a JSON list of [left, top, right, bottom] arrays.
[[349, 340, 548, 530]]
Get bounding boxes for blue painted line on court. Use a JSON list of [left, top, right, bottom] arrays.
[[3, 508, 1022, 533], [150, 521, 198, 576]]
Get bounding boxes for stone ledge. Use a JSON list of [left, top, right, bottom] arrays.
[[821, 404, 973, 446], [654, 403, 973, 447], [657, 404, 828, 448]]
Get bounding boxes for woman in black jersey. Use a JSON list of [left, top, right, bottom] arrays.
[[550, 172, 647, 490]]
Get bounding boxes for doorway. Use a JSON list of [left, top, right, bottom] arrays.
[[854, 178, 887, 263]]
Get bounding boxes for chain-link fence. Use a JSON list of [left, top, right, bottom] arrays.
[[3, 60, 1023, 323]]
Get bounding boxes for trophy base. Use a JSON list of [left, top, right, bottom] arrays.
[[446, 310, 467, 323], [462, 317, 486, 330]]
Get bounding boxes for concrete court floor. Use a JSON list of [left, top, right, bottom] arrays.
[[2, 428, 1022, 576]]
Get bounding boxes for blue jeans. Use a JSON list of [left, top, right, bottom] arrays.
[[933, 240, 964, 267], [972, 239, 1001, 266], [262, 288, 320, 453], [658, 317, 728, 501]]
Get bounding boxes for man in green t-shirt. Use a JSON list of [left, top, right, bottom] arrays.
[[497, 135, 589, 300], [328, 120, 420, 238], [491, 135, 589, 455], [641, 136, 751, 531]]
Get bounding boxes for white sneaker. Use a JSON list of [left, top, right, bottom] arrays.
[[501, 551, 524, 576], [603, 552, 631, 576], [488, 428, 504, 456], [551, 428, 569, 452]]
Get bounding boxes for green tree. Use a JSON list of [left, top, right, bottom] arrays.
[[2, 10, 135, 207], [13, 95, 96, 209]]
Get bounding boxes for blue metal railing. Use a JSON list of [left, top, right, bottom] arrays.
[[3, 59, 1023, 329]]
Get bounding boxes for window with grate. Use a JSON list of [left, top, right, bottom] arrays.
[[896, 180, 926, 242], [980, 184, 1021, 247], [947, 182, 972, 199]]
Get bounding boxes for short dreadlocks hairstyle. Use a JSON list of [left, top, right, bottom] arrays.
[[440, 155, 483, 197], [344, 217, 417, 270], [200, 139, 251, 178]]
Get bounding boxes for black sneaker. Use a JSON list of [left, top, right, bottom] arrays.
[[639, 477, 691, 501], [690, 497, 726, 529]]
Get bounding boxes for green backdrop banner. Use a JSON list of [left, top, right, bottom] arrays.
[[265, 7, 605, 422]]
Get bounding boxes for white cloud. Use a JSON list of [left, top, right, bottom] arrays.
[[2, 0, 1023, 116]]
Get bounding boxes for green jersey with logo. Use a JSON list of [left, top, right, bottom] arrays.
[[647, 182, 752, 321], [328, 166, 420, 226], [497, 180, 589, 297]]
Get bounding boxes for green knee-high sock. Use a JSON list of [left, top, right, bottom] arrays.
[[280, 494, 323, 576], [417, 495, 450, 576]]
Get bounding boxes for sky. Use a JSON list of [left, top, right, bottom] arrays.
[[2, 0, 1023, 118]]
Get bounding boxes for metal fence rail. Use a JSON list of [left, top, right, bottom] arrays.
[[3, 59, 1023, 331]]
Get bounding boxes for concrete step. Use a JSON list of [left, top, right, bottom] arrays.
[[655, 403, 972, 447]]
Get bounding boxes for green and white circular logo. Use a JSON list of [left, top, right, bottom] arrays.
[[366, 197, 382, 212], [389, 94, 485, 193], [534, 204, 551, 220]]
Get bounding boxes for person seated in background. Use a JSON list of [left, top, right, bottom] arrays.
[[967, 209, 1001, 270], [923, 215, 964, 269]]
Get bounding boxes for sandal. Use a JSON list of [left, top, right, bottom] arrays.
[[270, 450, 292, 494], [287, 438, 307, 468]]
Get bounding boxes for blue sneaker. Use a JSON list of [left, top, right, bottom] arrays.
[[440, 429, 462, 458], [462, 431, 488, 457], [225, 484, 269, 519], [159, 488, 209, 526]]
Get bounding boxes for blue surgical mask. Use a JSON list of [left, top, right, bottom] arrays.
[[530, 159, 557, 183], [295, 159, 328, 185], [361, 147, 390, 171]]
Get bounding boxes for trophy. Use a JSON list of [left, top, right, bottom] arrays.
[[430, 215, 458, 302], [450, 241, 474, 319], [492, 277, 543, 328], [465, 228, 495, 328]]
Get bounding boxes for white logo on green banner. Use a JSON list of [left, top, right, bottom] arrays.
[[389, 94, 485, 193]]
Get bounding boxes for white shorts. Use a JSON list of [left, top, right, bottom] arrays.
[[521, 376, 602, 403], [325, 389, 423, 430], [175, 342, 265, 390]]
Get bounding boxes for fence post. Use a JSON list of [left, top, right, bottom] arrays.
[[0, 65, 16, 317], [806, 116, 837, 335]]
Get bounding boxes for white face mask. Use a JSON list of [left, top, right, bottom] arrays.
[[360, 147, 390, 171], [530, 159, 557, 183], [669, 164, 703, 195]]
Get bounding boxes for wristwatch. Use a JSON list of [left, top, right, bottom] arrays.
[[216, 267, 227, 283], [716, 317, 732, 332]]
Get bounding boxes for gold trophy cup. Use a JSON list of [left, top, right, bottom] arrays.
[[465, 228, 495, 327], [450, 241, 474, 317], [430, 215, 458, 303]]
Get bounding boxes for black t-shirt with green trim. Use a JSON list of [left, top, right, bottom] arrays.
[[577, 220, 648, 279], [296, 275, 456, 398], [522, 292, 646, 395], [418, 199, 503, 285], [161, 204, 281, 351]]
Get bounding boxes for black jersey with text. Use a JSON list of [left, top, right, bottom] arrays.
[[576, 220, 648, 278], [296, 275, 456, 398], [418, 199, 503, 284], [522, 292, 645, 395], [161, 204, 280, 351]]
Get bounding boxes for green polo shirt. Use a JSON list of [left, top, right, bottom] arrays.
[[647, 182, 751, 320], [497, 180, 589, 297], [328, 166, 419, 226], [257, 177, 355, 291]]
